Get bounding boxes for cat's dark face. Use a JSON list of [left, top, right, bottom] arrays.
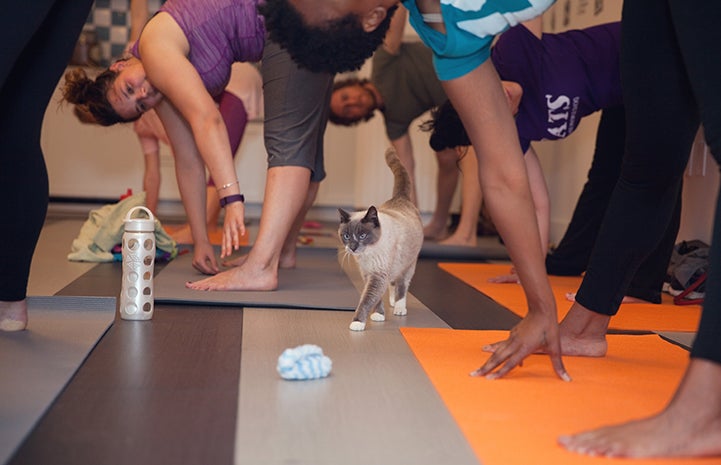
[[338, 207, 381, 254]]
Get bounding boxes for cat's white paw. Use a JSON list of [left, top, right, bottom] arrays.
[[370, 312, 385, 322], [349, 320, 366, 331], [393, 297, 407, 316]]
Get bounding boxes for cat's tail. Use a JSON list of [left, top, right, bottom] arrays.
[[385, 147, 412, 201]]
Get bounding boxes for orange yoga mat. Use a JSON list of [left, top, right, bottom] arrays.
[[439, 262, 701, 332], [401, 328, 721, 465], [163, 224, 248, 246]]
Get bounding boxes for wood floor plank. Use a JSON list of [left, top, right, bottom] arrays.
[[9, 259, 244, 465]]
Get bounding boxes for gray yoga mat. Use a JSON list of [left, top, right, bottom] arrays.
[[658, 331, 696, 350], [420, 236, 509, 260], [28, 220, 98, 296], [0, 296, 116, 465], [154, 247, 359, 311], [234, 309, 480, 465]]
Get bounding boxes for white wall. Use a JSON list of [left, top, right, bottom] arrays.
[[41, 75, 360, 216], [43, 0, 718, 245]]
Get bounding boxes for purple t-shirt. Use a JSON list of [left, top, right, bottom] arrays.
[[133, 0, 265, 97], [492, 22, 622, 153]]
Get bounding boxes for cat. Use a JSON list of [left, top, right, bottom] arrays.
[[338, 147, 424, 331]]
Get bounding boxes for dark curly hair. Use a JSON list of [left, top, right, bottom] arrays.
[[328, 77, 378, 126], [61, 66, 136, 126], [421, 99, 471, 152], [258, 0, 397, 74]]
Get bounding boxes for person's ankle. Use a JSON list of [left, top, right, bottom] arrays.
[[0, 300, 28, 331]]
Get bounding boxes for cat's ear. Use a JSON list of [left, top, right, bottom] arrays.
[[339, 208, 351, 224], [363, 206, 380, 228]]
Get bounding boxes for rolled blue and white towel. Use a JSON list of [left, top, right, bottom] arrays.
[[276, 344, 332, 380]]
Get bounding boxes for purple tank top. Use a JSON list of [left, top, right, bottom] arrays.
[[492, 22, 623, 153], [134, 0, 265, 97]]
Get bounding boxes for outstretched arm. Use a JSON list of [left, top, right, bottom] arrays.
[[488, 145, 551, 283], [381, 3, 407, 55], [442, 60, 568, 381], [139, 13, 246, 258], [524, 146, 550, 256], [155, 100, 218, 274]]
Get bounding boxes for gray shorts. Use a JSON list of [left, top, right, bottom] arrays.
[[261, 39, 334, 183]]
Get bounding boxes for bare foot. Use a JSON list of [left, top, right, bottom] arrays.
[[278, 253, 296, 269], [223, 251, 296, 269], [0, 300, 28, 331], [566, 292, 650, 305], [438, 233, 477, 247], [481, 303, 609, 357], [557, 304, 610, 357], [559, 358, 721, 458], [222, 253, 249, 268], [186, 262, 278, 291], [423, 222, 447, 241]]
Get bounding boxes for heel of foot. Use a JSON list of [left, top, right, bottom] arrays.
[[0, 319, 27, 331]]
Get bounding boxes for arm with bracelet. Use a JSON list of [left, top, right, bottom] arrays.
[[137, 10, 249, 267]]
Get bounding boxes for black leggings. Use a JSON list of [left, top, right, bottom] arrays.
[[546, 105, 681, 303], [575, 0, 721, 363], [0, 0, 93, 301]]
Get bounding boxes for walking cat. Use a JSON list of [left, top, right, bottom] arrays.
[[338, 147, 424, 331]]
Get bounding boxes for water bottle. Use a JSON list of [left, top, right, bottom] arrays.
[[119, 206, 156, 320]]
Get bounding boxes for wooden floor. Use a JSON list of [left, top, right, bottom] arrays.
[[6, 218, 521, 465]]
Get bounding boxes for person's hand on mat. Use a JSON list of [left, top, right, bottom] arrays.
[[471, 311, 571, 381], [221, 201, 246, 258], [192, 240, 220, 275]]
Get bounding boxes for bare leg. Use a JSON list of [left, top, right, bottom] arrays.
[[559, 358, 721, 458], [186, 166, 310, 291], [440, 147, 481, 246], [424, 148, 459, 240], [279, 180, 319, 268], [222, 180, 317, 269], [0, 299, 28, 331]]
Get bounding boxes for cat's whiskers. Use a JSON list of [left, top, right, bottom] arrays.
[[337, 248, 353, 268]]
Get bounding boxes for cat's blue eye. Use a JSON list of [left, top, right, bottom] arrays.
[[359, 233, 367, 239], [343, 233, 350, 240]]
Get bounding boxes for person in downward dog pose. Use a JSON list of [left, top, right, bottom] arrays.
[[130, 63, 262, 244], [61, 0, 341, 294], [338, 147, 424, 331], [262, 0, 569, 379], [425, 20, 681, 304], [329, 5, 481, 246]]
